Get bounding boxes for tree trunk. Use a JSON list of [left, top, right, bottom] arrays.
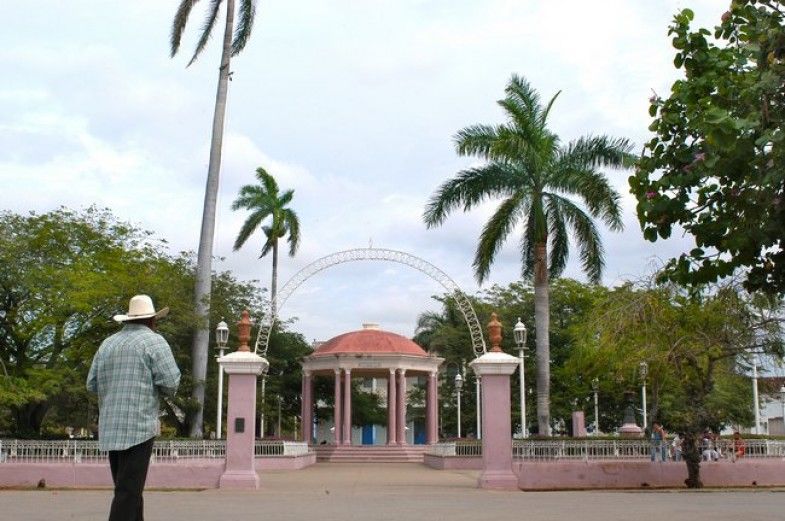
[[533, 241, 551, 436], [13, 402, 50, 436], [271, 238, 278, 319], [682, 431, 703, 488], [189, 0, 236, 438]]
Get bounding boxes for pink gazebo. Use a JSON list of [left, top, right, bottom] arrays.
[[301, 324, 443, 449]]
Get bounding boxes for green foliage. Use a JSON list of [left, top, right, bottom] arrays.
[[570, 278, 783, 487], [424, 74, 632, 434], [631, 2, 785, 294], [0, 207, 271, 437], [170, 0, 257, 66], [416, 279, 607, 436], [231, 167, 301, 258], [424, 75, 632, 284]]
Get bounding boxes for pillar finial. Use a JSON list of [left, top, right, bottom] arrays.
[[237, 310, 252, 352], [487, 312, 502, 353]]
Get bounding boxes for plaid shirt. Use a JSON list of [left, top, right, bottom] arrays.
[[87, 323, 181, 451]]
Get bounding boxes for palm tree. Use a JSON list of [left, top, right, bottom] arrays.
[[232, 167, 301, 319], [170, 0, 258, 438], [423, 75, 633, 435]]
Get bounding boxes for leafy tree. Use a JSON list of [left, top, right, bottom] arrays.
[[572, 279, 783, 487], [631, 3, 785, 293], [231, 167, 301, 318], [257, 323, 311, 438], [414, 294, 485, 438], [170, 0, 259, 438], [415, 279, 604, 437], [0, 208, 265, 437], [424, 74, 633, 434]]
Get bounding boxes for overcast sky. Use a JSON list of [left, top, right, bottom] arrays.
[[1, 1, 726, 343]]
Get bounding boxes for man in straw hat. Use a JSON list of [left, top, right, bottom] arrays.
[[87, 294, 181, 521]]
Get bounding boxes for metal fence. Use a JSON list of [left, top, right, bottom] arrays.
[[513, 439, 785, 461], [254, 440, 309, 457], [513, 439, 650, 461], [0, 439, 310, 464], [427, 439, 785, 461], [426, 441, 482, 457]]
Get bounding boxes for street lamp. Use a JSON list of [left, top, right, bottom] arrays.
[[513, 318, 528, 438], [455, 373, 463, 438], [214, 319, 229, 439], [639, 361, 648, 430]]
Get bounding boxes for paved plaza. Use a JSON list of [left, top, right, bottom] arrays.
[[2, 463, 783, 521]]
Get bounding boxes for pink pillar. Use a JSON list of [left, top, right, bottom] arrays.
[[342, 369, 352, 445], [219, 311, 267, 489], [387, 369, 397, 445], [426, 371, 438, 444], [468, 312, 520, 490], [396, 369, 407, 445], [333, 369, 342, 445], [301, 372, 313, 444]]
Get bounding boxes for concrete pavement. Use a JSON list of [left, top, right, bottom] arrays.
[[2, 463, 784, 521]]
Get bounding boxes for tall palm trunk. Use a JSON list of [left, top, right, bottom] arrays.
[[270, 238, 278, 319], [189, 0, 235, 438], [533, 241, 551, 436]]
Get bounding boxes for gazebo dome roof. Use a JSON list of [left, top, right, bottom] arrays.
[[312, 326, 428, 357]]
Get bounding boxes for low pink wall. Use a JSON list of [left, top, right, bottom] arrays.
[[515, 460, 785, 490], [0, 454, 316, 489], [255, 453, 316, 470], [423, 454, 482, 470], [0, 460, 224, 489]]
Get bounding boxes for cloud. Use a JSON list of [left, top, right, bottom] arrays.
[[1, 0, 726, 342]]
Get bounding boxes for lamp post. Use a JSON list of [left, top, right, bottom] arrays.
[[259, 367, 268, 438], [639, 361, 648, 430], [591, 377, 599, 435], [455, 373, 463, 438], [276, 394, 282, 437], [214, 319, 229, 439], [513, 318, 528, 438], [779, 385, 785, 436], [752, 355, 761, 434]]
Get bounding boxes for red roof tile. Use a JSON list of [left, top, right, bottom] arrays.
[[312, 329, 427, 357]]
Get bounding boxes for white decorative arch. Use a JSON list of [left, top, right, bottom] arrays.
[[253, 247, 487, 357]]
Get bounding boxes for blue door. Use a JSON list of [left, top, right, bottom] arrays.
[[414, 420, 426, 445], [362, 424, 374, 445]]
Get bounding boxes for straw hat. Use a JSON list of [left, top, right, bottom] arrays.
[[113, 295, 169, 322]]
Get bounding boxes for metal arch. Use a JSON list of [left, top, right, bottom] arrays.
[[253, 247, 487, 357]]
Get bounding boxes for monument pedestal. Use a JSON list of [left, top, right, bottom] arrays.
[[470, 350, 519, 490], [218, 349, 268, 489]]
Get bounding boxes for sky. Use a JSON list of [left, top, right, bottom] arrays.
[[0, 0, 727, 344]]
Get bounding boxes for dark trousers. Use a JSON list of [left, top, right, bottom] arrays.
[[108, 437, 154, 521]]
